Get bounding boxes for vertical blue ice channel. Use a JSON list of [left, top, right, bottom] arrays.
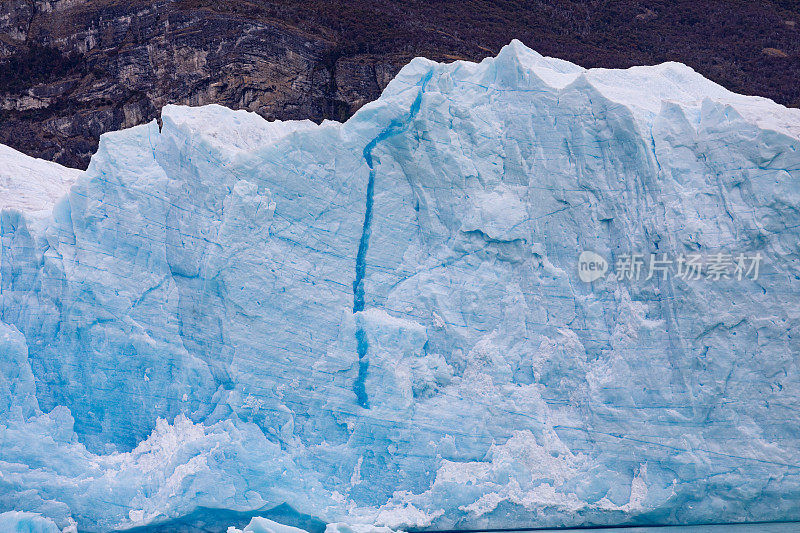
[[352, 69, 433, 409]]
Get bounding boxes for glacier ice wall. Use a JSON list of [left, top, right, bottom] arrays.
[[1, 40, 799, 531]]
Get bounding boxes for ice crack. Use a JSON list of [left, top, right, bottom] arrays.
[[351, 69, 433, 409]]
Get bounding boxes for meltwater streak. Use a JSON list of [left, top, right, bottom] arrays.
[[352, 69, 434, 409]]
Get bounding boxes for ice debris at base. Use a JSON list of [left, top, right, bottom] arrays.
[[227, 517, 310, 533], [227, 519, 395, 533], [1, 39, 799, 531]]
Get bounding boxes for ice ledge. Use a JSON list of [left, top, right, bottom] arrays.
[[0, 143, 82, 216], [161, 104, 325, 153]]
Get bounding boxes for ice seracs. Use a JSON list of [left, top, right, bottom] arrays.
[[0, 40, 799, 531]]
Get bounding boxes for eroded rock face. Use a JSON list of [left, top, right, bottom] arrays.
[[0, 0, 402, 168], [1, 0, 799, 170]]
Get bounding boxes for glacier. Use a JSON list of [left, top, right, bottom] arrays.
[[0, 39, 799, 531]]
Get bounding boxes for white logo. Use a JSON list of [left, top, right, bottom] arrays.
[[578, 251, 608, 282], [576, 251, 762, 283]]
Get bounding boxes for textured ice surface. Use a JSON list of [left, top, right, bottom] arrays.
[[0, 511, 64, 532], [0, 144, 82, 216], [1, 40, 799, 531]]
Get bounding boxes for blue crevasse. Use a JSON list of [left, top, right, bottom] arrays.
[[0, 40, 799, 531], [353, 69, 434, 409]]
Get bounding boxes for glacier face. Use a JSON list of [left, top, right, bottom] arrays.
[[1, 40, 800, 531]]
